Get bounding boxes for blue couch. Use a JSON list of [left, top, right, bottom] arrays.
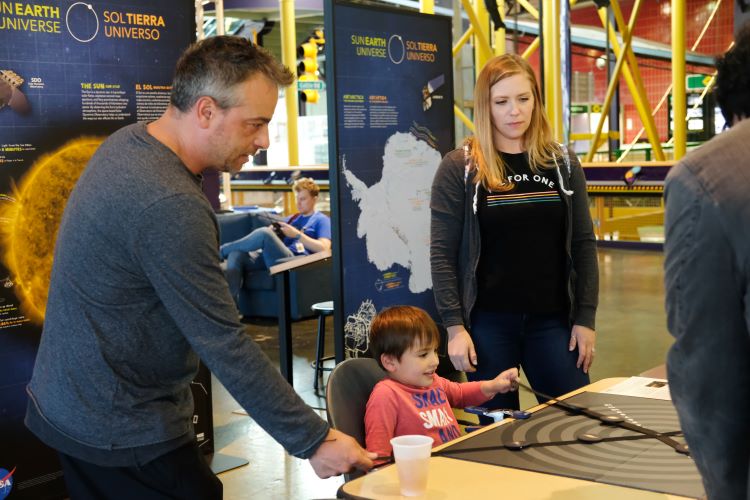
[[217, 211, 332, 320]]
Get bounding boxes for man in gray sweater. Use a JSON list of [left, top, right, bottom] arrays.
[[26, 36, 373, 498]]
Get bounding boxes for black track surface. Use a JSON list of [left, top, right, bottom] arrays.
[[441, 392, 704, 498]]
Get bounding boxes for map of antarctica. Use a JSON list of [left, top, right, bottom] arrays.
[[343, 132, 442, 293]]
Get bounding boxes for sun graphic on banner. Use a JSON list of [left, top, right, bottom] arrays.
[[0, 137, 103, 324]]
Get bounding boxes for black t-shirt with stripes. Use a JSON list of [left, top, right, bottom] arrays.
[[475, 151, 566, 313]]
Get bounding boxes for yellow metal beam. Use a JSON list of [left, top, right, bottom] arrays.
[[542, 0, 563, 141], [280, 0, 299, 166], [596, 4, 664, 160], [571, 131, 620, 141], [420, 0, 434, 14], [468, 0, 492, 72], [518, 0, 539, 19], [494, 0, 506, 55], [459, 0, 493, 64], [610, 0, 657, 156], [617, 0, 723, 161], [521, 37, 540, 60], [672, 0, 686, 159], [585, 0, 643, 162], [454, 105, 476, 132], [453, 26, 474, 57]]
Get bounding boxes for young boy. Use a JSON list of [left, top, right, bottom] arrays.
[[365, 305, 519, 457]]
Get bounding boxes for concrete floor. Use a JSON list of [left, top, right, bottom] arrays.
[[211, 247, 672, 499]]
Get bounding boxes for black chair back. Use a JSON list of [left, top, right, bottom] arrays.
[[326, 358, 386, 480]]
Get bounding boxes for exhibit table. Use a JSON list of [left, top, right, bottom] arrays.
[[269, 249, 332, 384], [339, 378, 703, 499]]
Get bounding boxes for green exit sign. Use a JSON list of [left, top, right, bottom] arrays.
[[686, 74, 711, 91], [298, 80, 325, 90]]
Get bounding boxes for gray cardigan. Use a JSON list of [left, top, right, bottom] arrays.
[[430, 145, 598, 330]]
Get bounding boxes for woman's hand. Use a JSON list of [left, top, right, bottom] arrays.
[[569, 325, 596, 374], [447, 325, 477, 372]]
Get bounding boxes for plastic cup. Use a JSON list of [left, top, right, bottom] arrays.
[[390, 435, 433, 496]]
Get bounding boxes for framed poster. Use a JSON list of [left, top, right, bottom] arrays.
[[325, 0, 455, 360], [0, 2, 194, 497]]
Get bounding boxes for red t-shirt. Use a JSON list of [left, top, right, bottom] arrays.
[[364, 374, 488, 457]]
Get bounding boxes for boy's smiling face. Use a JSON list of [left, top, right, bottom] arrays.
[[381, 339, 440, 388]]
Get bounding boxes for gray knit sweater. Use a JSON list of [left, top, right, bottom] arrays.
[[26, 122, 328, 466]]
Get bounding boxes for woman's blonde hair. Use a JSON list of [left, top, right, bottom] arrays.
[[469, 53, 561, 190]]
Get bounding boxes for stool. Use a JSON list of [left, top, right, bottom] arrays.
[[311, 301, 335, 392]]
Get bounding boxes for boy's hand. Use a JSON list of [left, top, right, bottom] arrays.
[[309, 428, 377, 478], [502, 367, 520, 392], [481, 367, 519, 398]]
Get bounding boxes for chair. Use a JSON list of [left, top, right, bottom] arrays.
[[311, 301, 335, 393], [216, 212, 332, 320], [326, 357, 386, 480]]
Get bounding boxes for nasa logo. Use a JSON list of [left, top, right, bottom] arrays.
[[0, 467, 15, 500]]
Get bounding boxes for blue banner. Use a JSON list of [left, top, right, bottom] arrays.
[[0, 2, 193, 497], [326, 0, 454, 358]]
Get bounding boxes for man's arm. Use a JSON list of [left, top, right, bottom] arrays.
[[279, 221, 331, 252], [133, 195, 371, 473]]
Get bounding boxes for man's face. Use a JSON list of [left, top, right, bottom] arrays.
[[295, 189, 317, 215], [207, 74, 278, 174]]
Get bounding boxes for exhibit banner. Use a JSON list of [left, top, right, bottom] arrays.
[[325, 0, 454, 359], [0, 2, 194, 497]]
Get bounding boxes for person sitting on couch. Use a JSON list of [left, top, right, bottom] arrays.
[[221, 177, 331, 302]]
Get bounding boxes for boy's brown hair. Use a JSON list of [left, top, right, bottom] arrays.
[[369, 305, 440, 370]]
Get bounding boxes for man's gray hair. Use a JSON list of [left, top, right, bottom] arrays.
[[170, 36, 295, 111]]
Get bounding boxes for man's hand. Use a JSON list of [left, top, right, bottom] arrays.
[[569, 324, 596, 374], [278, 221, 301, 239], [309, 428, 376, 478], [447, 325, 477, 372]]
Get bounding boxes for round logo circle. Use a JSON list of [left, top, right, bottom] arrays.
[[65, 3, 100, 43], [387, 34, 405, 65], [0, 468, 15, 500]]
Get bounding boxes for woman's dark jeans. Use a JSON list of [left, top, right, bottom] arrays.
[[467, 309, 590, 415]]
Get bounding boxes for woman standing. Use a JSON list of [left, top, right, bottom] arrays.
[[430, 54, 598, 411]]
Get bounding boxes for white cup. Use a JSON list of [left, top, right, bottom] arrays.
[[390, 435, 433, 496]]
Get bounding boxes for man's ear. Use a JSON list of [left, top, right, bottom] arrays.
[[381, 353, 398, 373], [195, 96, 216, 128]]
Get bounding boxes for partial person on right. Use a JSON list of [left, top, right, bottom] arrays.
[[664, 21, 750, 500]]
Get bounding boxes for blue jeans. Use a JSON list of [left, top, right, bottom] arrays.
[[221, 227, 293, 301], [467, 310, 589, 413]]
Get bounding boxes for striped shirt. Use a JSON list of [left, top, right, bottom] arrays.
[[476, 151, 566, 313]]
